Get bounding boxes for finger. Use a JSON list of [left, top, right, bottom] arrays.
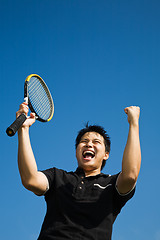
[[21, 101, 28, 106], [30, 112, 36, 118], [16, 103, 29, 118], [19, 102, 28, 110], [124, 107, 129, 114], [137, 106, 140, 112], [27, 113, 36, 126]]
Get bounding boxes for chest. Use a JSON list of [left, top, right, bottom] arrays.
[[45, 173, 118, 227], [53, 174, 115, 204]]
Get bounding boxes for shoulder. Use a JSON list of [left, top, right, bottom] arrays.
[[42, 167, 71, 176], [42, 167, 76, 184], [100, 172, 120, 182]]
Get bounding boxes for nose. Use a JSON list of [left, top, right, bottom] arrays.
[[86, 141, 93, 148]]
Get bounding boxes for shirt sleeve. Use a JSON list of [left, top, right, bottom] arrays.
[[41, 167, 56, 189], [112, 173, 136, 216]]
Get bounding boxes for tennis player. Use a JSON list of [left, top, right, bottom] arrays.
[[17, 103, 141, 240]]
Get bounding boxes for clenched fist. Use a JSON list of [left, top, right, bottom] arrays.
[[16, 102, 36, 129], [124, 106, 140, 125]]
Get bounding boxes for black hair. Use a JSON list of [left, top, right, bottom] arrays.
[[75, 123, 111, 170]]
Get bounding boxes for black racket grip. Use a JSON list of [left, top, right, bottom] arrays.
[[6, 113, 27, 137]]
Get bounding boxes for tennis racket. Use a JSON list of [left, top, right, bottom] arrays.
[[6, 74, 54, 137]]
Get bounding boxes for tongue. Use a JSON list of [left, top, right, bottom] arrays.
[[84, 154, 92, 160]]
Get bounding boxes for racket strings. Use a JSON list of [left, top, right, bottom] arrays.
[[29, 82, 51, 116], [30, 89, 52, 119], [28, 77, 53, 120]]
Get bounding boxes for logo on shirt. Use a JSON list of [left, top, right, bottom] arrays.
[[93, 183, 112, 189]]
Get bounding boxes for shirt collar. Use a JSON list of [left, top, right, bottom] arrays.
[[75, 167, 106, 178], [75, 167, 85, 178]]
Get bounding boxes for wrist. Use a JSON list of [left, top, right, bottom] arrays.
[[129, 121, 139, 130], [128, 117, 139, 126], [18, 126, 30, 136]]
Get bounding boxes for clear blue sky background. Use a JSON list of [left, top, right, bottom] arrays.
[[1, 0, 160, 239]]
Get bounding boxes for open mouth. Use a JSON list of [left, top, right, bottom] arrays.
[[82, 150, 95, 160]]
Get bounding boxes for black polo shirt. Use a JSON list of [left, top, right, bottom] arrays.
[[37, 167, 135, 240]]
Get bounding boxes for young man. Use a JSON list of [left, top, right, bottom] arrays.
[[17, 103, 141, 240]]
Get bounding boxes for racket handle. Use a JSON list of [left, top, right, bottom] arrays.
[[6, 113, 27, 137]]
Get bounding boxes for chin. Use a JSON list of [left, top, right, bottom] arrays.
[[79, 162, 96, 171]]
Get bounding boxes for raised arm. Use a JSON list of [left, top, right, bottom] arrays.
[[17, 103, 48, 195], [116, 106, 141, 194]]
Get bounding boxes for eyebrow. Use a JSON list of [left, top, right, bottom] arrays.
[[81, 138, 102, 142], [93, 138, 102, 142]]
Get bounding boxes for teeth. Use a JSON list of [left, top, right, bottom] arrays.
[[83, 150, 95, 158], [85, 151, 94, 154]]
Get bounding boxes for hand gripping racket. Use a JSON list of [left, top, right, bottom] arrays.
[[6, 74, 54, 137]]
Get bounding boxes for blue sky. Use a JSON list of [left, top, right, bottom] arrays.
[[1, 0, 160, 239]]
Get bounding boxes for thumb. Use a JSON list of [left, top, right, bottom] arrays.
[[30, 112, 36, 118], [124, 107, 128, 114]]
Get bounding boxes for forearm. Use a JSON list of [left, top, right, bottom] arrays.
[[117, 106, 141, 194], [122, 122, 141, 180], [18, 127, 38, 187]]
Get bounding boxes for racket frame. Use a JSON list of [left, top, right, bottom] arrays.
[[25, 74, 54, 122], [6, 74, 54, 137]]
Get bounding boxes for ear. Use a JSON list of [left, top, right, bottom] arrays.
[[104, 152, 109, 161]]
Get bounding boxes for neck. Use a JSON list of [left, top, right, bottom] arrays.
[[84, 168, 101, 177]]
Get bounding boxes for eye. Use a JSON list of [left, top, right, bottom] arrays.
[[94, 140, 101, 144], [80, 140, 87, 143]]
